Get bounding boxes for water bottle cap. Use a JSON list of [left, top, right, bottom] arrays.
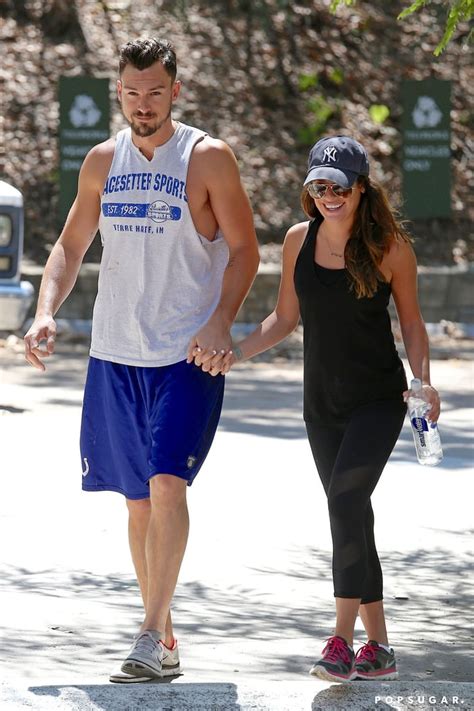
[[411, 378, 422, 392]]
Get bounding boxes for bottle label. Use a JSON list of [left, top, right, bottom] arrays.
[[411, 416, 428, 447]]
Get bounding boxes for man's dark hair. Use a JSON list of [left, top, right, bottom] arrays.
[[119, 38, 177, 81]]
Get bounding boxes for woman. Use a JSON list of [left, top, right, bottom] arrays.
[[217, 135, 440, 681]]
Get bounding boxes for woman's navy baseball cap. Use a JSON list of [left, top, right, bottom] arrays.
[[304, 136, 370, 189]]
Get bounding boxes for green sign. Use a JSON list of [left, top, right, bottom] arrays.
[[59, 77, 110, 224], [401, 80, 451, 219]]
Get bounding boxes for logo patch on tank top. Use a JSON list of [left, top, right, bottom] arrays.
[[147, 200, 181, 222]]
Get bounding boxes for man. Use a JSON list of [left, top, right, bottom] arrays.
[[24, 37, 259, 682]]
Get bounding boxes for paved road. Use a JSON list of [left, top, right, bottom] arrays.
[[0, 341, 472, 709]]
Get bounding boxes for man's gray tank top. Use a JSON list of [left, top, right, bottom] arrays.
[[90, 123, 229, 367]]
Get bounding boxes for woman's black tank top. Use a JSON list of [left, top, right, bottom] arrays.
[[294, 219, 407, 423]]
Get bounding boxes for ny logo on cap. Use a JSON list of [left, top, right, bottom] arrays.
[[323, 146, 337, 163]]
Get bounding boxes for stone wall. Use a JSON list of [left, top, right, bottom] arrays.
[[22, 262, 474, 324]]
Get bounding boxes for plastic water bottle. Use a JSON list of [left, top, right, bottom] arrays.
[[407, 378, 443, 466]]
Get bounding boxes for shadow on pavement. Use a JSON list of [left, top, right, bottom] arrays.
[[248, 544, 473, 682], [2, 541, 471, 683], [28, 682, 241, 709], [311, 683, 392, 710], [390, 419, 472, 470], [3, 347, 473, 462], [221, 372, 472, 467], [310, 682, 470, 711], [220, 371, 306, 439]]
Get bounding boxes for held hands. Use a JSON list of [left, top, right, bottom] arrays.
[[403, 383, 441, 423], [186, 317, 242, 376], [24, 315, 57, 371], [213, 346, 241, 375]]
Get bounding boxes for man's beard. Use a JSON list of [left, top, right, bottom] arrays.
[[129, 104, 172, 138]]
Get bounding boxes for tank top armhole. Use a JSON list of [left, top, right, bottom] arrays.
[[112, 128, 129, 156], [180, 126, 208, 184], [100, 129, 128, 197], [295, 217, 320, 269], [306, 217, 321, 245]]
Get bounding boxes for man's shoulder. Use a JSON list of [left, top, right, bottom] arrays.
[[190, 135, 236, 178], [177, 121, 232, 159], [79, 137, 117, 188], [88, 136, 117, 162], [192, 134, 233, 158]]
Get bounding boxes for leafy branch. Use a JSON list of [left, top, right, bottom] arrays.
[[330, 0, 474, 55]]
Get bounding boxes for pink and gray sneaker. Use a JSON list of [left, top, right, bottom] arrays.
[[355, 640, 399, 680], [309, 635, 356, 682]]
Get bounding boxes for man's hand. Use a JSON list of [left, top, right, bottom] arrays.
[[24, 315, 57, 371], [186, 315, 232, 376]]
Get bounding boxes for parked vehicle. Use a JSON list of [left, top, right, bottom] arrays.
[[0, 181, 34, 331]]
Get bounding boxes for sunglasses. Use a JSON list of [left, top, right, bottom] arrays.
[[307, 182, 354, 199]]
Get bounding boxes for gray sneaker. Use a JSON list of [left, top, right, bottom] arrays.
[[110, 637, 181, 683], [120, 630, 165, 679], [160, 639, 181, 676], [109, 669, 154, 684]]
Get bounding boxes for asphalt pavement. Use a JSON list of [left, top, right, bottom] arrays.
[[0, 338, 472, 710]]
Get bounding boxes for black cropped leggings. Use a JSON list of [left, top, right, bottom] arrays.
[[305, 399, 406, 604]]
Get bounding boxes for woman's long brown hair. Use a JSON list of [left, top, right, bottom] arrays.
[[301, 176, 412, 298]]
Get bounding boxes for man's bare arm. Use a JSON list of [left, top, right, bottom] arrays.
[[24, 143, 112, 370], [186, 139, 260, 368]]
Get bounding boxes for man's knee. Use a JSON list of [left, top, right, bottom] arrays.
[[126, 497, 151, 520], [149, 473, 187, 509]]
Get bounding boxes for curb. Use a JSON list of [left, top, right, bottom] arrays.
[[1, 680, 472, 710]]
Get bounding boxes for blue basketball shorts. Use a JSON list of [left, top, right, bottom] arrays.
[[80, 357, 225, 499]]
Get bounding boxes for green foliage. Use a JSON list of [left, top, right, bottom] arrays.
[[397, 0, 429, 19], [369, 104, 390, 124], [330, 0, 474, 55], [298, 95, 335, 145], [328, 67, 345, 85], [329, 0, 355, 11], [48, 168, 60, 185], [298, 70, 342, 143], [398, 0, 473, 55], [298, 73, 318, 91]]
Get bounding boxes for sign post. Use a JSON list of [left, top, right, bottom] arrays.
[[59, 77, 110, 224], [401, 79, 451, 219]]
